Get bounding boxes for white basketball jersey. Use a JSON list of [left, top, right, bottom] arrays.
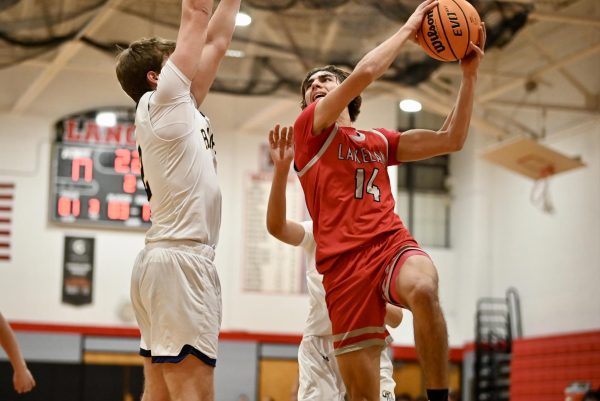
[[299, 221, 332, 336], [135, 60, 221, 246]]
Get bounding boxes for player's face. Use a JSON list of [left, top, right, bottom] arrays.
[[303, 71, 340, 106]]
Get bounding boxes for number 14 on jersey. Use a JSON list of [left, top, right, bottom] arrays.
[[355, 168, 381, 202]]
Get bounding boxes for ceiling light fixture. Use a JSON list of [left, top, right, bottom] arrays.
[[236, 12, 252, 27], [96, 112, 117, 127], [226, 49, 245, 58], [399, 99, 422, 113]]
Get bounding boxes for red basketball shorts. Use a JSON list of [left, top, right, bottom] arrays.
[[320, 229, 428, 355]]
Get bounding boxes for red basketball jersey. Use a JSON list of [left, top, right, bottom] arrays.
[[294, 102, 409, 271]]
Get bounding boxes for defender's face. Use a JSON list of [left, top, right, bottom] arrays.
[[303, 71, 340, 106]]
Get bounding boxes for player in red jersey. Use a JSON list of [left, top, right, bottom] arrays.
[[292, 0, 486, 400]]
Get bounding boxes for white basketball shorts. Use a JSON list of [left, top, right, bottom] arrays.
[[130, 240, 222, 366], [297, 335, 396, 401]]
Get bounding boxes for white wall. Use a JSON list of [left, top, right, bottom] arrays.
[[488, 123, 600, 336], [451, 121, 600, 342], [0, 113, 144, 326]]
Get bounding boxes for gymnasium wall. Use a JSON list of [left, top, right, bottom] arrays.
[[451, 119, 600, 341], [489, 122, 600, 336], [0, 113, 141, 327]]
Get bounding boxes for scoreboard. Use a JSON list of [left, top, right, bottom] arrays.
[[50, 109, 151, 229]]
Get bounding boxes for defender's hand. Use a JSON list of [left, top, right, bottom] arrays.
[[268, 125, 294, 170]]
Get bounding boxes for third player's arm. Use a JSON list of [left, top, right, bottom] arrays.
[[312, 0, 438, 134], [191, 0, 241, 105], [266, 125, 305, 246]]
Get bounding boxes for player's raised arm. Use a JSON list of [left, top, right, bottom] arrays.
[[266, 125, 306, 246], [168, 0, 214, 82], [396, 23, 486, 162], [190, 0, 241, 105], [311, 0, 438, 135]]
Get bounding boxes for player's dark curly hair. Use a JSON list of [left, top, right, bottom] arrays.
[[300, 65, 362, 122]]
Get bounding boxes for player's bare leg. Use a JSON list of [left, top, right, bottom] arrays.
[[336, 345, 382, 401], [394, 255, 448, 389], [141, 358, 170, 401], [162, 355, 215, 401]]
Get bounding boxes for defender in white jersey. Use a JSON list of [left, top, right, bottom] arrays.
[[115, 0, 240, 400], [266, 125, 401, 401]]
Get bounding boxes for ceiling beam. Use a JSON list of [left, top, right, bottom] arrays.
[[11, 0, 120, 114], [528, 12, 600, 28], [234, 12, 271, 84], [478, 41, 600, 104], [435, 64, 537, 81], [484, 100, 599, 114], [421, 82, 549, 138], [22, 59, 113, 74], [319, 8, 344, 61], [523, 31, 593, 101], [276, 14, 311, 70]]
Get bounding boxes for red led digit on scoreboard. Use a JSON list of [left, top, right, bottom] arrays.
[[57, 197, 81, 217], [88, 198, 100, 216], [71, 158, 93, 182], [107, 200, 130, 220], [123, 174, 137, 193], [115, 149, 141, 175], [72, 199, 80, 216], [114, 148, 131, 174], [142, 203, 151, 222], [131, 150, 141, 175]]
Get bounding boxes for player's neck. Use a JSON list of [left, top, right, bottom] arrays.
[[336, 111, 352, 128]]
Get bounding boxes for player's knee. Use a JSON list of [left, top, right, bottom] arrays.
[[406, 275, 439, 310]]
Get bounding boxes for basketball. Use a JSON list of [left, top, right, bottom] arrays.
[[416, 0, 481, 62]]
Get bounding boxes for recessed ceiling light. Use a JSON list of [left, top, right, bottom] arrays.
[[96, 112, 117, 127], [399, 99, 422, 113], [226, 49, 245, 58], [236, 12, 252, 27]]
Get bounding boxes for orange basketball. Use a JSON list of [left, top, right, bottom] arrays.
[[416, 0, 481, 62]]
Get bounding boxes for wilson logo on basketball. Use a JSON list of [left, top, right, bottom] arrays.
[[425, 10, 446, 54]]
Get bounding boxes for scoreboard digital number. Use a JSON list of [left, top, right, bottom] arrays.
[[50, 109, 151, 229]]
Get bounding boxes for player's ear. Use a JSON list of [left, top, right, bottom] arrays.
[[146, 71, 159, 88]]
